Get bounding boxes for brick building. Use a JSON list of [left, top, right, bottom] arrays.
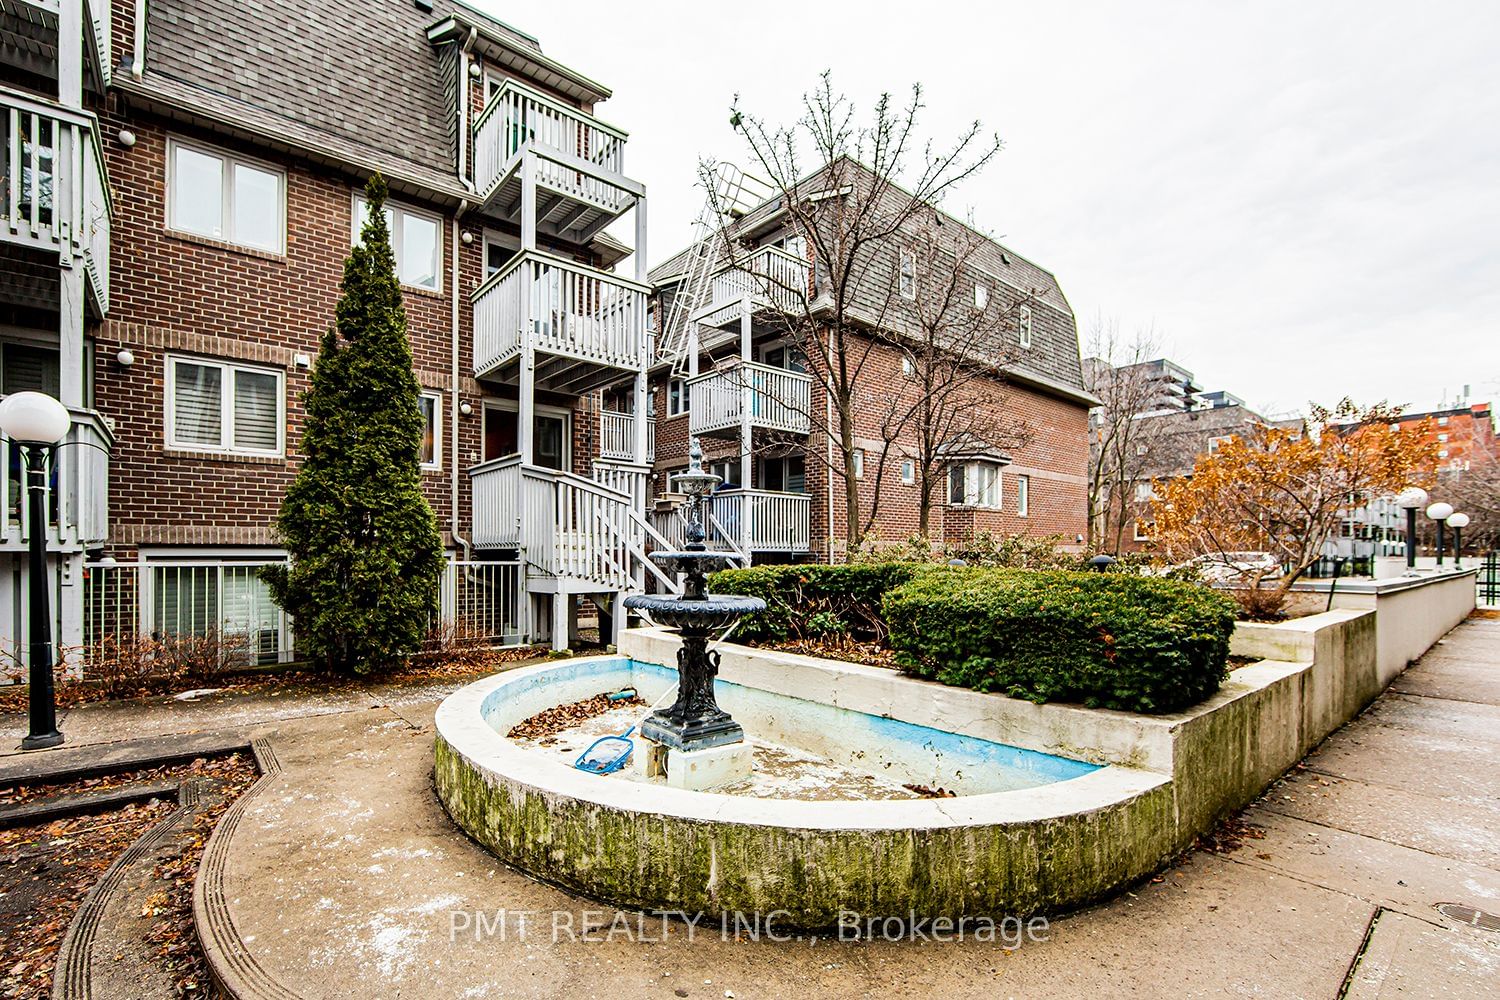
[[2, 0, 657, 661], [647, 160, 1096, 562]]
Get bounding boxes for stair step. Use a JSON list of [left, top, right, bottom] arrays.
[[0, 729, 251, 789], [0, 779, 183, 830]]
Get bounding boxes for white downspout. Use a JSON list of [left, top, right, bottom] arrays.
[[131, 0, 147, 79], [451, 202, 472, 561], [456, 28, 478, 187]]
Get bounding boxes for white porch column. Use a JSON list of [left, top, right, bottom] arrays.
[[738, 308, 753, 556], [520, 149, 537, 251], [518, 151, 536, 466], [57, 0, 83, 108], [551, 594, 570, 652], [634, 196, 648, 284]]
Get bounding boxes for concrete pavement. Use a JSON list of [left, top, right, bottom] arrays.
[[6, 618, 1498, 998]]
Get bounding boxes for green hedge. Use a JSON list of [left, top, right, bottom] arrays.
[[882, 568, 1236, 713], [706, 563, 927, 641]]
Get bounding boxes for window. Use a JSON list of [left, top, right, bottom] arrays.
[[760, 343, 807, 373], [707, 460, 741, 489], [1208, 434, 1234, 453], [1133, 519, 1154, 542], [353, 194, 441, 291], [1016, 474, 1029, 516], [149, 560, 290, 665], [1018, 305, 1033, 349], [948, 462, 1001, 508], [166, 356, 284, 456], [974, 283, 989, 310], [167, 140, 285, 253], [1438, 449, 1449, 459], [1135, 443, 1149, 457], [852, 448, 865, 479], [1438, 416, 1449, 426], [762, 455, 805, 493], [484, 232, 520, 279], [898, 249, 916, 300], [1135, 482, 1153, 502], [901, 459, 916, 485], [419, 392, 441, 470], [667, 378, 689, 417], [901, 355, 915, 378], [1437, 433, 1448, 443]]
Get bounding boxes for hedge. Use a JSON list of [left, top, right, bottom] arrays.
[[882, 567, 1236, 713], [706, 563, 927, 641]]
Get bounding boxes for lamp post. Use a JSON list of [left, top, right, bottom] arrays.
[[1426, 501, 1454, 569], [0, 391, 71, 750], [1447, 512, 1470, 569], [1397, 487, 1428, 571]]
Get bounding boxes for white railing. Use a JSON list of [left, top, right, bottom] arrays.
[[440, 559, 525, 647], [473, 78, 629, 212], [469, 456, 524, 548], [472, 251, 647, 377], [697, 245, 810, 327], [688, 362, 812, 436], [2, 402, 111, 548], [591, 460, 649, 510], [599, 410, 654, 462], [0, 88, 112, 311], [708, 490, 812, 553]]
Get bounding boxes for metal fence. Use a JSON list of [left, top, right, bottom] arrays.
[[1479, 551, 1499, 609], [440, 559, 526, 647]]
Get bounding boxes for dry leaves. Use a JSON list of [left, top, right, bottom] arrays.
[[508, 692, 645, 741]]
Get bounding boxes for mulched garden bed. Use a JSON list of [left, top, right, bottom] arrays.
[[0, 753, 259, 999]]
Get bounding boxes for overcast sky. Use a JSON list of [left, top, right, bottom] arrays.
[[475, 0, 1500, 418]]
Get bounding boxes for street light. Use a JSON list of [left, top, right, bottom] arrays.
[[1426, 501, 1454, 569], [1397, 487, 1428, 570], [0, 391, 71, 750], [1447, 512, 1470, 569]]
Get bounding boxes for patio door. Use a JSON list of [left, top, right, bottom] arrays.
[[482, 402, 570, 472]]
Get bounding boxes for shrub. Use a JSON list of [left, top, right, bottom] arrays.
[[883, 567, 1236, 713], [707, 563, 928, 641]]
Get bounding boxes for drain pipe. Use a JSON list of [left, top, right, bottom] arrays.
[[451, 200, 472, 562], [131, 0, 148, 78], [456, 28, 478, 184]]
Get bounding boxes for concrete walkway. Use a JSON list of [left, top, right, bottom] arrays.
[[6, 619, 1499, 998]]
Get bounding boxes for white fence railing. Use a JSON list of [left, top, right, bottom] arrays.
[[688, 362, 812, 436], [472, 251, 647, 377], [440, 559, 525, 646], [473, 78, 629, 212], [2, 403, 111, 549], [697, 245, 810, 328], [83, 559, 294, 666], [469, 455, 524, 548], [650, 490, 810, 554], [599, 410, 654, 462], [0, 88, 112, 311]]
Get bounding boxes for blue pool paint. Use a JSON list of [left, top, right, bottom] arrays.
[[485, 656, 1099, 795]]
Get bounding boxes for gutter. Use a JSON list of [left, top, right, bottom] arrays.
[[450, 200, 472, 561]]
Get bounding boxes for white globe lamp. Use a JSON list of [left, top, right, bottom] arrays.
[[0, 391, 70, 445]]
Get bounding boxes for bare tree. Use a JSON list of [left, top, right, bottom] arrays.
[[1082, 318, 1167, 552], [725, 71, 1003, 553], [891, 217, 1035, 538]]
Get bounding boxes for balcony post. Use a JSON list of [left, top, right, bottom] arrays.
[[520, 149, 537, 252], [738, 311, 753, 495], [58, 0, 84, 108]]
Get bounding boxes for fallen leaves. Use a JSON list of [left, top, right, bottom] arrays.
[[507, 692, 646, 741]]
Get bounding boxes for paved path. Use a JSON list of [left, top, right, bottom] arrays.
[[6, 620, 1499, 998]]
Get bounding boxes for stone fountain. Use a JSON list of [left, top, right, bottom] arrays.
[[622, 438, 765, 790]]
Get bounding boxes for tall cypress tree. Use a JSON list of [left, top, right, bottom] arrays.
[[264, 174, 444, 674]]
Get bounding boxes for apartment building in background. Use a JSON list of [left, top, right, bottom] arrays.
[[646, 160, 1097, 562], [2, 0, 661, 663]]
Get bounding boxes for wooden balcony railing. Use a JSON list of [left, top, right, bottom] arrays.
[[0, 87, 112, 312], [472, 251, 648, 378], [688, 362, 812, 436], [473, 79, 630, 213], [599, 410, 654, 463], [1, 402, 112, 549]]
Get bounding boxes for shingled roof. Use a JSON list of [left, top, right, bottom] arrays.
[[114, 0, 600, 201]]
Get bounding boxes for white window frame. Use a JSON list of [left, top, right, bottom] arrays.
[[352, 192, 444, 293], [948, 461, 1002, 509], [974, 282, 989, 311], [901, 458, 916, 485], [164, 355, 285, 457], [419, 390, 442, 471], [1134, 519, 1154, 542], [898, 249, 916, 300], [1016, 473, 1030, 516], [666, 378, 689, 417], [1018, 304, 1033, 349], [1134, 481, 1153, 502], [165, 137, 287, 254], [482, 228, 521, 280], [901, 354, 915, 378], [852, 448, 865, 480], [1207, 434, 1234, 453]]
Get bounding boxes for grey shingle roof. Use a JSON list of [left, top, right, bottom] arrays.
[[118, 0, 564, 198]]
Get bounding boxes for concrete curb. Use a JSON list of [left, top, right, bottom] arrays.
[[192, 738, 302, 1000]]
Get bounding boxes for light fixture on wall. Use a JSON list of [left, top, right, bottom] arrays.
[[460, 231, 474, 245], [117, 128, 136, 148], [459, 401, 473, 416], [115, 348, 135, 367], [468, 61, 482, 78]]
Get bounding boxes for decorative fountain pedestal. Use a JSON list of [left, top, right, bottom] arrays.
[[623, 440, 765, 791]]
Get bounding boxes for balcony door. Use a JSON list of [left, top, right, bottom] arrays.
[[482, 400, 570, 472]]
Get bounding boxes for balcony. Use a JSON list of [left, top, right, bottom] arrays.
[[599, 410, 654, 463], [691, 245, 810, 332], [0, 87, 112, 314], [651, 489, 810, 555], [472, 250, 648, 393], [1, 1, 112, 91], [473, 79, 638, 243], [688, 362, 812, 437], [1, 402, 111, 550]]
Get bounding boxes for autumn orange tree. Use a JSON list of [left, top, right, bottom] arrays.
[[1150, 399, 1435, 618]]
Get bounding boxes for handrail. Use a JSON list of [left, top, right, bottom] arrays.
[[684, 360, 811, 388], [471, 247, 651, 303], [475, 77, 629, 143]]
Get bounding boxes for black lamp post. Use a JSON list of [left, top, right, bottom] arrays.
[[1426, 501, 1453, 569], [0, 391, 72, 750], [1448, 512, 1469, 569], [1397, 487, 1427, 571]]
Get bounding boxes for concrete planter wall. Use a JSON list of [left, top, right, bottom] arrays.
[[435, 577, 1458, 927]]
